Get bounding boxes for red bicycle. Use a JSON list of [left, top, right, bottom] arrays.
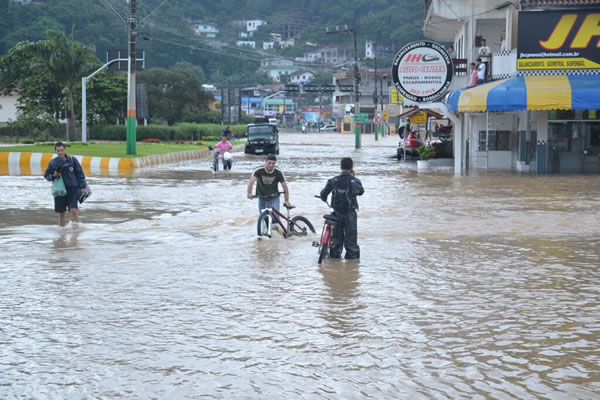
[[312, 196, 338, 263]]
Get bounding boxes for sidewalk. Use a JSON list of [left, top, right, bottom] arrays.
[[0, 144, 245, 176]]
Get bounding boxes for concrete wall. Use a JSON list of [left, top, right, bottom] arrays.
[[0, 94, 20, 125]]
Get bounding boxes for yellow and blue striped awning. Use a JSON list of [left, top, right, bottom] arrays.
[[447, 75, 600, 112]]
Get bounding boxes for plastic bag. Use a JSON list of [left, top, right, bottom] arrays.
[[79, 184, 92, 204], [223, 151, 232, 161], [52, 176, 67, 197]]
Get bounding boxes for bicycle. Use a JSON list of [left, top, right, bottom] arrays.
[[208, 146, 219, 172], [312, 195, 338, 264], [254, 192, 315, 238]]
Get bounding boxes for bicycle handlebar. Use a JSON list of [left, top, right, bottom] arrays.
[[252, 191, 286, 200], [315, 195, 331, 207]]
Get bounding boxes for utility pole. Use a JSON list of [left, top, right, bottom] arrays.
[[381, 74, 387, 137], [373, 56, 378, 140], [126, 0, 137, 155], [326, 24, 361, 149]]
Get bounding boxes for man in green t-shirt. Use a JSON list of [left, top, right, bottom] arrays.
[[247, 154, 291, 213]]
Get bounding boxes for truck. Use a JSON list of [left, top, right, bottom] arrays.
[[244, 123, 279, 155]]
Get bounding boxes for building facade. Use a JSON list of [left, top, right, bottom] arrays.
[[423, 0, 600, 174]]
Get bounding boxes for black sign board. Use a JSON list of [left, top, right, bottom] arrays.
[[337, 85, 354, 92], [284, 84, 300, 92], [518, 9, 600, 70], [303, 85, 336, 92]]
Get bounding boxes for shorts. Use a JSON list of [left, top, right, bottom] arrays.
[[54, 187, 80, 213]]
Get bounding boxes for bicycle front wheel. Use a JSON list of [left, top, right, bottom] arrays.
[[318, 243, 328, 264], [257, 211, 271, 237], [289, 216, 315, 236]]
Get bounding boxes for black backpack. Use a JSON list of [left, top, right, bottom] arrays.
[[332, 174, 353, 212]]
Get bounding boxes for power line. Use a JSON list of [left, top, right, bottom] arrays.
[[98, 0, 127, 25], [140, 0, 169, 24]]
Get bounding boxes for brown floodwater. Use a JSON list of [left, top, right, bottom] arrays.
[[1, 132, 598, 398]]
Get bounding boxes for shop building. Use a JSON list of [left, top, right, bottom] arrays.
[[424, 0, 600, 174]]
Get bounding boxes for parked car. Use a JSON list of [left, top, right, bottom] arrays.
[[244, 123, 279, 155], [319, 124, 336, 132]]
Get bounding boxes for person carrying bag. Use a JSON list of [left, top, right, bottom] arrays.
[[44, 142, 87, 226]]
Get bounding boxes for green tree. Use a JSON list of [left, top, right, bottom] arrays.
[[0, 41, 64, 122], [74, 71, 127, 126], [311, 72, 333, 85], [29, 28, 98, 140], [138, 68, 213, 125], [172, 61, 205, 83]]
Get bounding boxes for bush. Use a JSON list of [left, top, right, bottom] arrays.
[[20, 138, 35, 144], [87, 123, 247, 141], [417, 146, 435, 160]]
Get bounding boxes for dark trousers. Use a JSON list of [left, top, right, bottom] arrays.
[[330, 210, 360, 259]]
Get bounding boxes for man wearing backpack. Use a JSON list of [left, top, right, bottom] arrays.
[[319, 157, 364, 259]]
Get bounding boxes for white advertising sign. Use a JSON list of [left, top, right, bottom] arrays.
[[391, 41, 453, 103]]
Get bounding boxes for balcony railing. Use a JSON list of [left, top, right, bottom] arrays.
[[491, 49, 518, 80], [453, 58, 468, 76]]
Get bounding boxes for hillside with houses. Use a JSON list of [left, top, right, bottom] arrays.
[[1, 0, 424, 85]]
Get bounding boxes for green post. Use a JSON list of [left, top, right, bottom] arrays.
[[375, 123, 378, 140], [354, 122, 361, 149], [126, 117, 136, 154]]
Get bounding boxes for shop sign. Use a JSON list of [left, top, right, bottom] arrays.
[[390, 87, 404, 104], [391, 40, 453, 103], [410, 111, 427, 125], [518, 9, 600, 70]]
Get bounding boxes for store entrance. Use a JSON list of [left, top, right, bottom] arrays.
[[548, 122, 600, 174]]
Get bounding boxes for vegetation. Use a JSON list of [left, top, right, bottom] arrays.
[[0, 141, 244, 159], [0, 0, 424, 81], [417, 145, 435, 161]]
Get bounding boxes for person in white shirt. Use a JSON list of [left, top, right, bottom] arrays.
[[476, 58, 486, 84], [500, 30, 507, 51], [478, 38, 491, 59]]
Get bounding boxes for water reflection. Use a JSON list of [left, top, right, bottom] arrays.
[[1, 133, 599, 398], [319, 262, 361, 337]]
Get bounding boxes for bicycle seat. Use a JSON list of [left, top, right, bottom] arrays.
[[323, 213, 338, 222], [284, 204, 296, 209]]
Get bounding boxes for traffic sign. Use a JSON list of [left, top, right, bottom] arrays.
[[382, 111, 390, 120], [354, 113, 369, 123]]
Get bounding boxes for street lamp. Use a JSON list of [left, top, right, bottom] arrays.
[[81, 58, 128, 143]]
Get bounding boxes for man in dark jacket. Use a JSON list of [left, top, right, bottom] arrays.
[[44, 142, 87, 226], [320, 157, 364, 259]]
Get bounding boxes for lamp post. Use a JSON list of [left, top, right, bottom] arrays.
[[381, 74, 387, 137], [81, 58, 128, 144]]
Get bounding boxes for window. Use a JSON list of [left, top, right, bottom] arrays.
[[478, 131, 487, 151], [482, 131, 511, 151]]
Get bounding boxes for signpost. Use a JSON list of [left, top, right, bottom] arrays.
[[353, 113, 369, 123]]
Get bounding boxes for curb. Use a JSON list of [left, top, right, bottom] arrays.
[[0, 144, 245, 175]]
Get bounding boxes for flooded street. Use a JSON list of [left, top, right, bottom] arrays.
[[1, 132, 599, 398]]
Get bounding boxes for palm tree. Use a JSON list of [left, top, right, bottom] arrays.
[[30, 28, 98, 141]]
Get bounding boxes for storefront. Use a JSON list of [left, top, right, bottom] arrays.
[[446, 8, 600, 174]]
